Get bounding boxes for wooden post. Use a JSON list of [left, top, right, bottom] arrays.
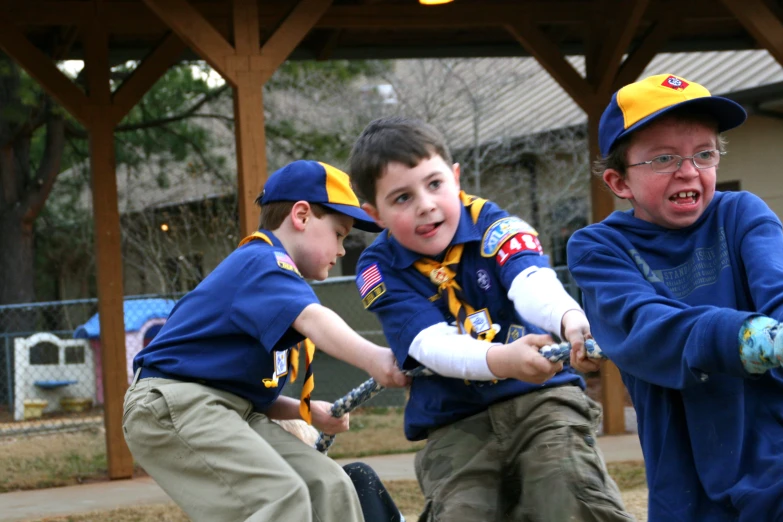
[[84, 18, 135, 479], [88, 118, 134, 478], [233, 73, 267, 237], [232, 0, 265, 237], [1, 8, 184, 480], [144, 0, 333, 237], [587, 110, 626, 435]]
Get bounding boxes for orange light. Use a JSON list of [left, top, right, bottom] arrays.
[[419, 0, 454, 4], [160, 223, 170, 232]]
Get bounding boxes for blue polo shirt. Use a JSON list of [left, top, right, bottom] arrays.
[[133, 230, 319, 412], [357, 199, 582, 440]]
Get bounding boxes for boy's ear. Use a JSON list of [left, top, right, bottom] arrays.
[[452, 162, 461, 190], [603, 169, 632, 200], [361, 202, 386, 229], [290, 201, 312, 231]]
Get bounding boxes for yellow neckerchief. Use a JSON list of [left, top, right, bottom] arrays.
[[412, 192, 495, 342], [238, 231, 316, 424]]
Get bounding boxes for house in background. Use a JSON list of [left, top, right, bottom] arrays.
[[43, 51, 783, 301], [414, 50, 783, 265]]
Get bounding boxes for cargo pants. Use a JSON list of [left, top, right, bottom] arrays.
[[415, 384, 633, 521], [123, 371, 364, 522]]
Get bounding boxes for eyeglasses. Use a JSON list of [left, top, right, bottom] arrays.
[[627, 149, 726, 174]]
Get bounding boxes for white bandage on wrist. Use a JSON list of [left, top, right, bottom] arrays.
[[409, 322, 501, 380], [507, 266, 582, 335]]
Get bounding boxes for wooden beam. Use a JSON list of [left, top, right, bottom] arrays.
[[1, 0, 739, 29], [505, 19, 595, 112], [233, 72, 266, 238], [584, 107, 627, 435], [259, 0, 333, 80], [233, 0, 260, 56], [83, 18, 135, 480], [595, 0, 650, 96], [0, 16, 91, 126], [720, 0, 783, 67], [601, 362, 627, 434], [142, 0, 238, 85], [315, 29, 343, 61], [51, 26, 80, 61], [111, 32, 187, 126], [613, 19, 673, 92]]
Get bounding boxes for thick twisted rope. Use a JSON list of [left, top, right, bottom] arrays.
[[539, 338, 606, 363], [315, 339, 606, 453], [315, 366, 432, 453]]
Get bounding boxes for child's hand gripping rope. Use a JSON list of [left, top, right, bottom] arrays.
[[315, 366, 432, 454], [315, 340, 606, 454], [539, 339, 607, 363]]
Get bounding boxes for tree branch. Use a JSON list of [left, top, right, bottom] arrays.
[[158, 125, 232, 185], [22, 113, 65, 223], [115, 84, 230, 132]]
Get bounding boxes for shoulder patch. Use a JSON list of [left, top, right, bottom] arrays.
[[357, 263, 386, 308], [275, 251, 302, 276], [481, 217, 537, 257]]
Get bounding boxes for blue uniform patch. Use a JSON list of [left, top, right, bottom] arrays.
[[275, 251, 301, 276], [481, 217, 537, 257], [505, 324, 526, 344]]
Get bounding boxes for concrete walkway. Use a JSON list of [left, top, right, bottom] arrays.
[[0, 434, 642, 522]]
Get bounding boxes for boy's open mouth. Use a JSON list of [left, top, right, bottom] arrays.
[[670, 191, 699, 205], [416, 221, 443, 237]]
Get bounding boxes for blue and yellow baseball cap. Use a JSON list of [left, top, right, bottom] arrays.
[[599, 73, 747, 157], [260, 160, 381, 232]]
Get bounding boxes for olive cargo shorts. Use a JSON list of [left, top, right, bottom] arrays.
[[415, 384, 633, 522], [123, 373, 364, 522]]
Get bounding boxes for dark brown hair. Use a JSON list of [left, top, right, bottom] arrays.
[[349, 116, 452, 205], [256, 200, 336, 230]]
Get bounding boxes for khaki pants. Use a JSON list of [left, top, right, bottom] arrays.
[[123, 372, 364, 522], [415, 384, 633, 522]]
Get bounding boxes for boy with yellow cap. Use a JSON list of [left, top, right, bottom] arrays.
[[123, 160, 408, 522], [568, 74, 783, 520]]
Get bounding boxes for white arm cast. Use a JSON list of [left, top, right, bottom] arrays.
[[409, 322, 501, 380], [507, 266, 582, 335]]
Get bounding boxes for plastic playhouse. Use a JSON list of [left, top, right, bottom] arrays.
[[13, 332, 95, 421]]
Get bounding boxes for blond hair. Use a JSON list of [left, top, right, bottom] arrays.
[[273, 418, 319, 446]]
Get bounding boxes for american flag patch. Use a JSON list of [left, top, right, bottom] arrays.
[[357, 263, 384, 298]]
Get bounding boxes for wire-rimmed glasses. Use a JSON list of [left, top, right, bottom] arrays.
[[627, 149, 725, 174]]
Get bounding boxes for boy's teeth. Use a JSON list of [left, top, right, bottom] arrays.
[[676, 191, 696, 198]]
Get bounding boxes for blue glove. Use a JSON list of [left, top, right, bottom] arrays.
[[739, 316, 783, 374]]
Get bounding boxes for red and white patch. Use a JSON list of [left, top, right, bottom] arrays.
[[661, 75, 688, 91], [495, 233, 542, 266]]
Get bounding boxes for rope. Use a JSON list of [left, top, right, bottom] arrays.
[[315, 366, 432, 454], [539, 338, 606, 362], [315, 339, 606, 454]]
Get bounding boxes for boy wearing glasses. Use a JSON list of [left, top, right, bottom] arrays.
[[568, 73, 783, 521]]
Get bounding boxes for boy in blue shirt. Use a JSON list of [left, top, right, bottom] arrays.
[[568, 73, 783, 521], [123, 160, 409, 522], [349, 116, 630, 521]]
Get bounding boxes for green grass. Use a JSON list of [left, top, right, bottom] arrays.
[[0, 408, 419, 492], [0, 429, 111, 492], [607, 460, 647, 491]]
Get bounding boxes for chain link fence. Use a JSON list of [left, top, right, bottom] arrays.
[[0, 268, 579, 439]]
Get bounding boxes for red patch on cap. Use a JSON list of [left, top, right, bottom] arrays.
[[661, 75, 689, 91]]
